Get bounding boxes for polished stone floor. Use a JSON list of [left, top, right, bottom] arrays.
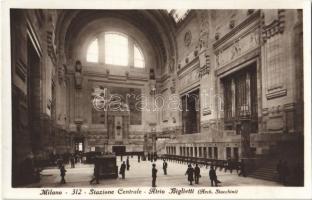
[[27, 157, 282, 187]]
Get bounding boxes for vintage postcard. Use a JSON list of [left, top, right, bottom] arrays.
[[1, 0, 311, 199]]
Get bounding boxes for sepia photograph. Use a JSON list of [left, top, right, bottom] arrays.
[[1, 0, 311, 199]]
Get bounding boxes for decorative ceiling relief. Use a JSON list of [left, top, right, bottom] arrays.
[[184, 30, 192, 47]]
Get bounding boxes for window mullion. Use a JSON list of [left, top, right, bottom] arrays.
[[128, 37, 134, 68], [99, 33, 105, 64]]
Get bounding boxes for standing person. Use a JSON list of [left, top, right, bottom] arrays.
[[163, 159, 168, 175], [60, 165, 67, 184], [119, 161, 126, 179], [126, 157, 130, 171], [120, 155, 123, 162], [152, 163, 157, 187], [185, 164, 194, 185], [90, 164, 100, 184], [138, 154, 140, 163], [209, 166, 217, 186], [238, 160, 246, 177], [194, 164, 201, 184], [70, 155, 75, 168], [276, 160, 283, 182]]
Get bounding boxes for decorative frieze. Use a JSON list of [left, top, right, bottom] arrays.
[[215, 27, 260, 68], [178, 66, 200, 92]]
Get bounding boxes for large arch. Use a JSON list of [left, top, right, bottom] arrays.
[[55, 10, 177, 75]]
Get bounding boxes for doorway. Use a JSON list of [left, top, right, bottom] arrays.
[[181, 89, 200, 134], [74, 137, 84, 153]]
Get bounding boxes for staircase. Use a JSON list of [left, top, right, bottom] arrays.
[[248, 160, 279, 182]]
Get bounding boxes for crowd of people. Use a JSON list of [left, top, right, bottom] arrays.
[[56, 154, 301, 187]]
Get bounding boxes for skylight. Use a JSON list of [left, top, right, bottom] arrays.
[[167, 9, 190, 23]]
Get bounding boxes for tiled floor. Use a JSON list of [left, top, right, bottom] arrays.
[[26, 157, 282, 187]]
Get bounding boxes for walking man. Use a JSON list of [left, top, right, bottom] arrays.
[[185, 164, 194, 185], [194, 164, 201, 184], [120, 161, 126, 179], [163, 159, 168, 175], [90, 164, 100, 184], [70, 155, 75, 168], [126, 157, 130, 171], [238, 160, 246, 177], [60, 165, 67, 184], [152, 163, 157, 187], [209, 166, 217, 186]]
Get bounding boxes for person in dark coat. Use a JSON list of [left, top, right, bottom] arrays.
[[152, 163, 157, 187], [185, 164, 194, 185], [238, 160, 246, 177], [60, 165, 67, 184], [120, 161, 126, 179], [194, 164, 201, 184], [276, 160, 283, 182], [126, 157, 130, 171], [163, 159, 168, 175], [70, 155, 75, 168], [90, 164, 100, 184], [209, 166, 217, 186], [138, 155, 140, 163]]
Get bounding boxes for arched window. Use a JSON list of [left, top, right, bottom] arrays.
[[86, 39, 98, 63], [85, 32, 145, 69], [134, 44, 145, 68], [104, 33, 128, 66]]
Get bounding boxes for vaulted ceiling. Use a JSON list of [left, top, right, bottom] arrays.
[[55, 10, 177, 72]]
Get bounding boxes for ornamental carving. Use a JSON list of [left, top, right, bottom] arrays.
[[197, 11, 210, 49], [58, 64, 67, 84], [215, 28, 260, 68], [261, 10, 285, 43], [199, 52, 210, 78], [170, 78, 176, 94], [169, 57, 175, 73], [74, 60, 83, 89], [47, 14, 57, 66], [184, 31, 192, 47]]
